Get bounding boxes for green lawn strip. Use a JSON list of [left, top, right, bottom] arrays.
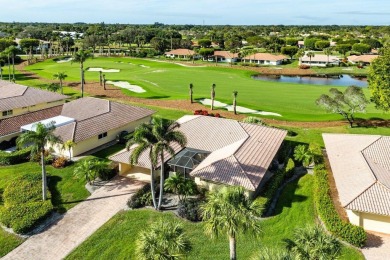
[[91, 144, 125, 159], [66, 175, 362, 259], [0, 229, 23, 257], [21, 57, 389, 122]]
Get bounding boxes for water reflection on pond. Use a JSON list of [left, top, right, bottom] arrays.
[[252, 74, 367, 87]]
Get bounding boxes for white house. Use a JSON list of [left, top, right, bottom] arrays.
[[242, 53, 287, 66], [300, 53, 340, 67]]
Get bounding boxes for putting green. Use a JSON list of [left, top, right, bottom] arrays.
[[25, 57, 388, 122]]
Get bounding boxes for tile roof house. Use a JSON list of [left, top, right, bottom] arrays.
[[300, 54, 340, 67], [242, 53, 287, 66], [0, 80, 67, 143], [323, 133, 390, 234], [347, 55, 379, 65], [213, 51, 240, 63], [49, 97, 155, 157], [165, 49, 198, 59], [110, 115, 287, 194]]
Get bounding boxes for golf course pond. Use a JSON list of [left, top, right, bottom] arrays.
[[252, 74, 368, 87]]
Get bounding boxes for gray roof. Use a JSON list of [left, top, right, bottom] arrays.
[[323, 134, 390, 216], [110, 115, 287, 191], [55, 97, 155, 143], [0, 80, 68, 111]]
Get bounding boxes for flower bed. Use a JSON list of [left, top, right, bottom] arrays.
[[194, 110, 221, 117]]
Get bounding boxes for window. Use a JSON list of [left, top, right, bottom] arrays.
[[98, 132, 107, 139], [2, 110, 13, 116]]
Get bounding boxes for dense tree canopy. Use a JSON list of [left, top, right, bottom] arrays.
[[368, 47, 390, 111]]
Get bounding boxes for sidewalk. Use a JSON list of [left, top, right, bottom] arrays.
[[3, 176, 143, 260]]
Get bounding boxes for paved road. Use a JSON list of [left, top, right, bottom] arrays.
[[362, 231, 390, 260], [4, 176, 143, 260]]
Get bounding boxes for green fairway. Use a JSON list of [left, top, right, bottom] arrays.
[[21, 57, 389, 122], [66, 175, 363, 260]]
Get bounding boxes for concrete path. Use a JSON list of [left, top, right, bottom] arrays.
[[362, 232, 390, 260], [4, 176, 143, 260]]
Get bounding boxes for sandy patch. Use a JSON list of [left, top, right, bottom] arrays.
[[199, 99, 282, 117], [56, 57, 72, 63], [87, 68, 120, 73], [140, 65, 150, 68], [151, 70, 166, 73], [342, 68, 353, 71], [106, 81, 146, 93]]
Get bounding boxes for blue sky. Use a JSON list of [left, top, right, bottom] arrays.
[[1, 0, 389, 25]]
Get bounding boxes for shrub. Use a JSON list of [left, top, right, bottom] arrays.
[[52, 156, 69, 168], [242, 116, 267, 126], [127, 183, 159, 209], [97, 166, 117, 181], [0, 147, 31, 165], [255, 169, 286, 216], [0, 173, 53, 234], [177, 198, 203, 222], [299, 64, 310, 69], [285, 158, 295, 178], [314, 165, 366, 247], [293, 145, 314, 167]]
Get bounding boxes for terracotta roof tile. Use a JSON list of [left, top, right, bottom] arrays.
[[165, 49, 195, 56], [0, 105, 63, 137], [0, 80, 68, 111]]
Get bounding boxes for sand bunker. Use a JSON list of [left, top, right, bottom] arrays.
[[87, 68, 120, 73], [56, 57, 72, 63], [199, 99, 282, 117], [140, 65, 150, 68], [106, 81, 146, 93]]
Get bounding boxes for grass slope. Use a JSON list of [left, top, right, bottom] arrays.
[[20, 57, 388, 122], [66, 175, 363, 260]]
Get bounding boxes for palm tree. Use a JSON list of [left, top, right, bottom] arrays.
[[152, 117, 187, 210], [72, 49, 93, 98], [323, 47, 333, 65], [293, 144, 314, 167], [189, 83, 193, 104], [284, 225, 341, 259], [74, 158, 107, 184], [211, 83, 216, 110], [136, 218, 191, 260], [232, 90, 238, 115], [201, 187, 262, 260], [62, 140, 75, 160], [164, 174, 197, 203], [306, 51, 315, 67], [5, 46, 17, 82], [53, 72, 68, 94], [250, 247, 292, 260], [16, 122, 61, 201], [47, 83, 60, 92]]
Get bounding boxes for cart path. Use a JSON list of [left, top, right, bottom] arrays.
[[3, 176, 143, 260]]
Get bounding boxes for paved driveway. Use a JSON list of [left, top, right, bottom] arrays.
[[4, 176, 143, 260], [362, 232, 390, 260]]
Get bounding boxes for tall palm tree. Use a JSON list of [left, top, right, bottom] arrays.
[[201, 187, 262, 260], [152, 117, 187, 210], [16, 122, 61, 201], [72, 49, 93, 98], [284, 225, 341, 259], [306, 51, 315, 67], [232, 90, 238, 115], [323, 47, 333, 65], [189, 83, 193, 104], [5, 46, 17, 82], [53, 71, 68, 94], [211, 83, 216, 110], [136, 218, 191, 260]]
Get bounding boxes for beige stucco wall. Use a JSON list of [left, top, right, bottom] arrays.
[[52, 116, 151, 157], [1, 100, 65, 119], [347, 209, 390, 234]]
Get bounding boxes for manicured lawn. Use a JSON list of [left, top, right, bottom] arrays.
[[20, 57, 389, 122], [0, 160, 90, 256], [66, 175, 363, 259]]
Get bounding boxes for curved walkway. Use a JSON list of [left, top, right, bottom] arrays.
[[3, 176, 143, 260]]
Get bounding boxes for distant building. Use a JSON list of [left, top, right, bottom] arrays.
[[348, 55, 379, 65], [212, 51, 240, 63], [300, 53, 340, 67], [242, 53, 287, 66], [165, 49, 198, 59]]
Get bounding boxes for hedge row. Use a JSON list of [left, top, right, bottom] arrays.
[[0, 147, 31, 165], [314, 165, 366, 247], [0, 173, 53, 234]]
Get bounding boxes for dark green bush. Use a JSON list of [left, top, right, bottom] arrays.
[[97, 166, 117, 181], [314, 165, 366, 247], [127, 183, 159, 209], [0, 173, 53, 234], [0, 147, 31, 165], [177, 198, 203, 222], [285, 158, 295, 178], [255, 169, 286, 216]]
